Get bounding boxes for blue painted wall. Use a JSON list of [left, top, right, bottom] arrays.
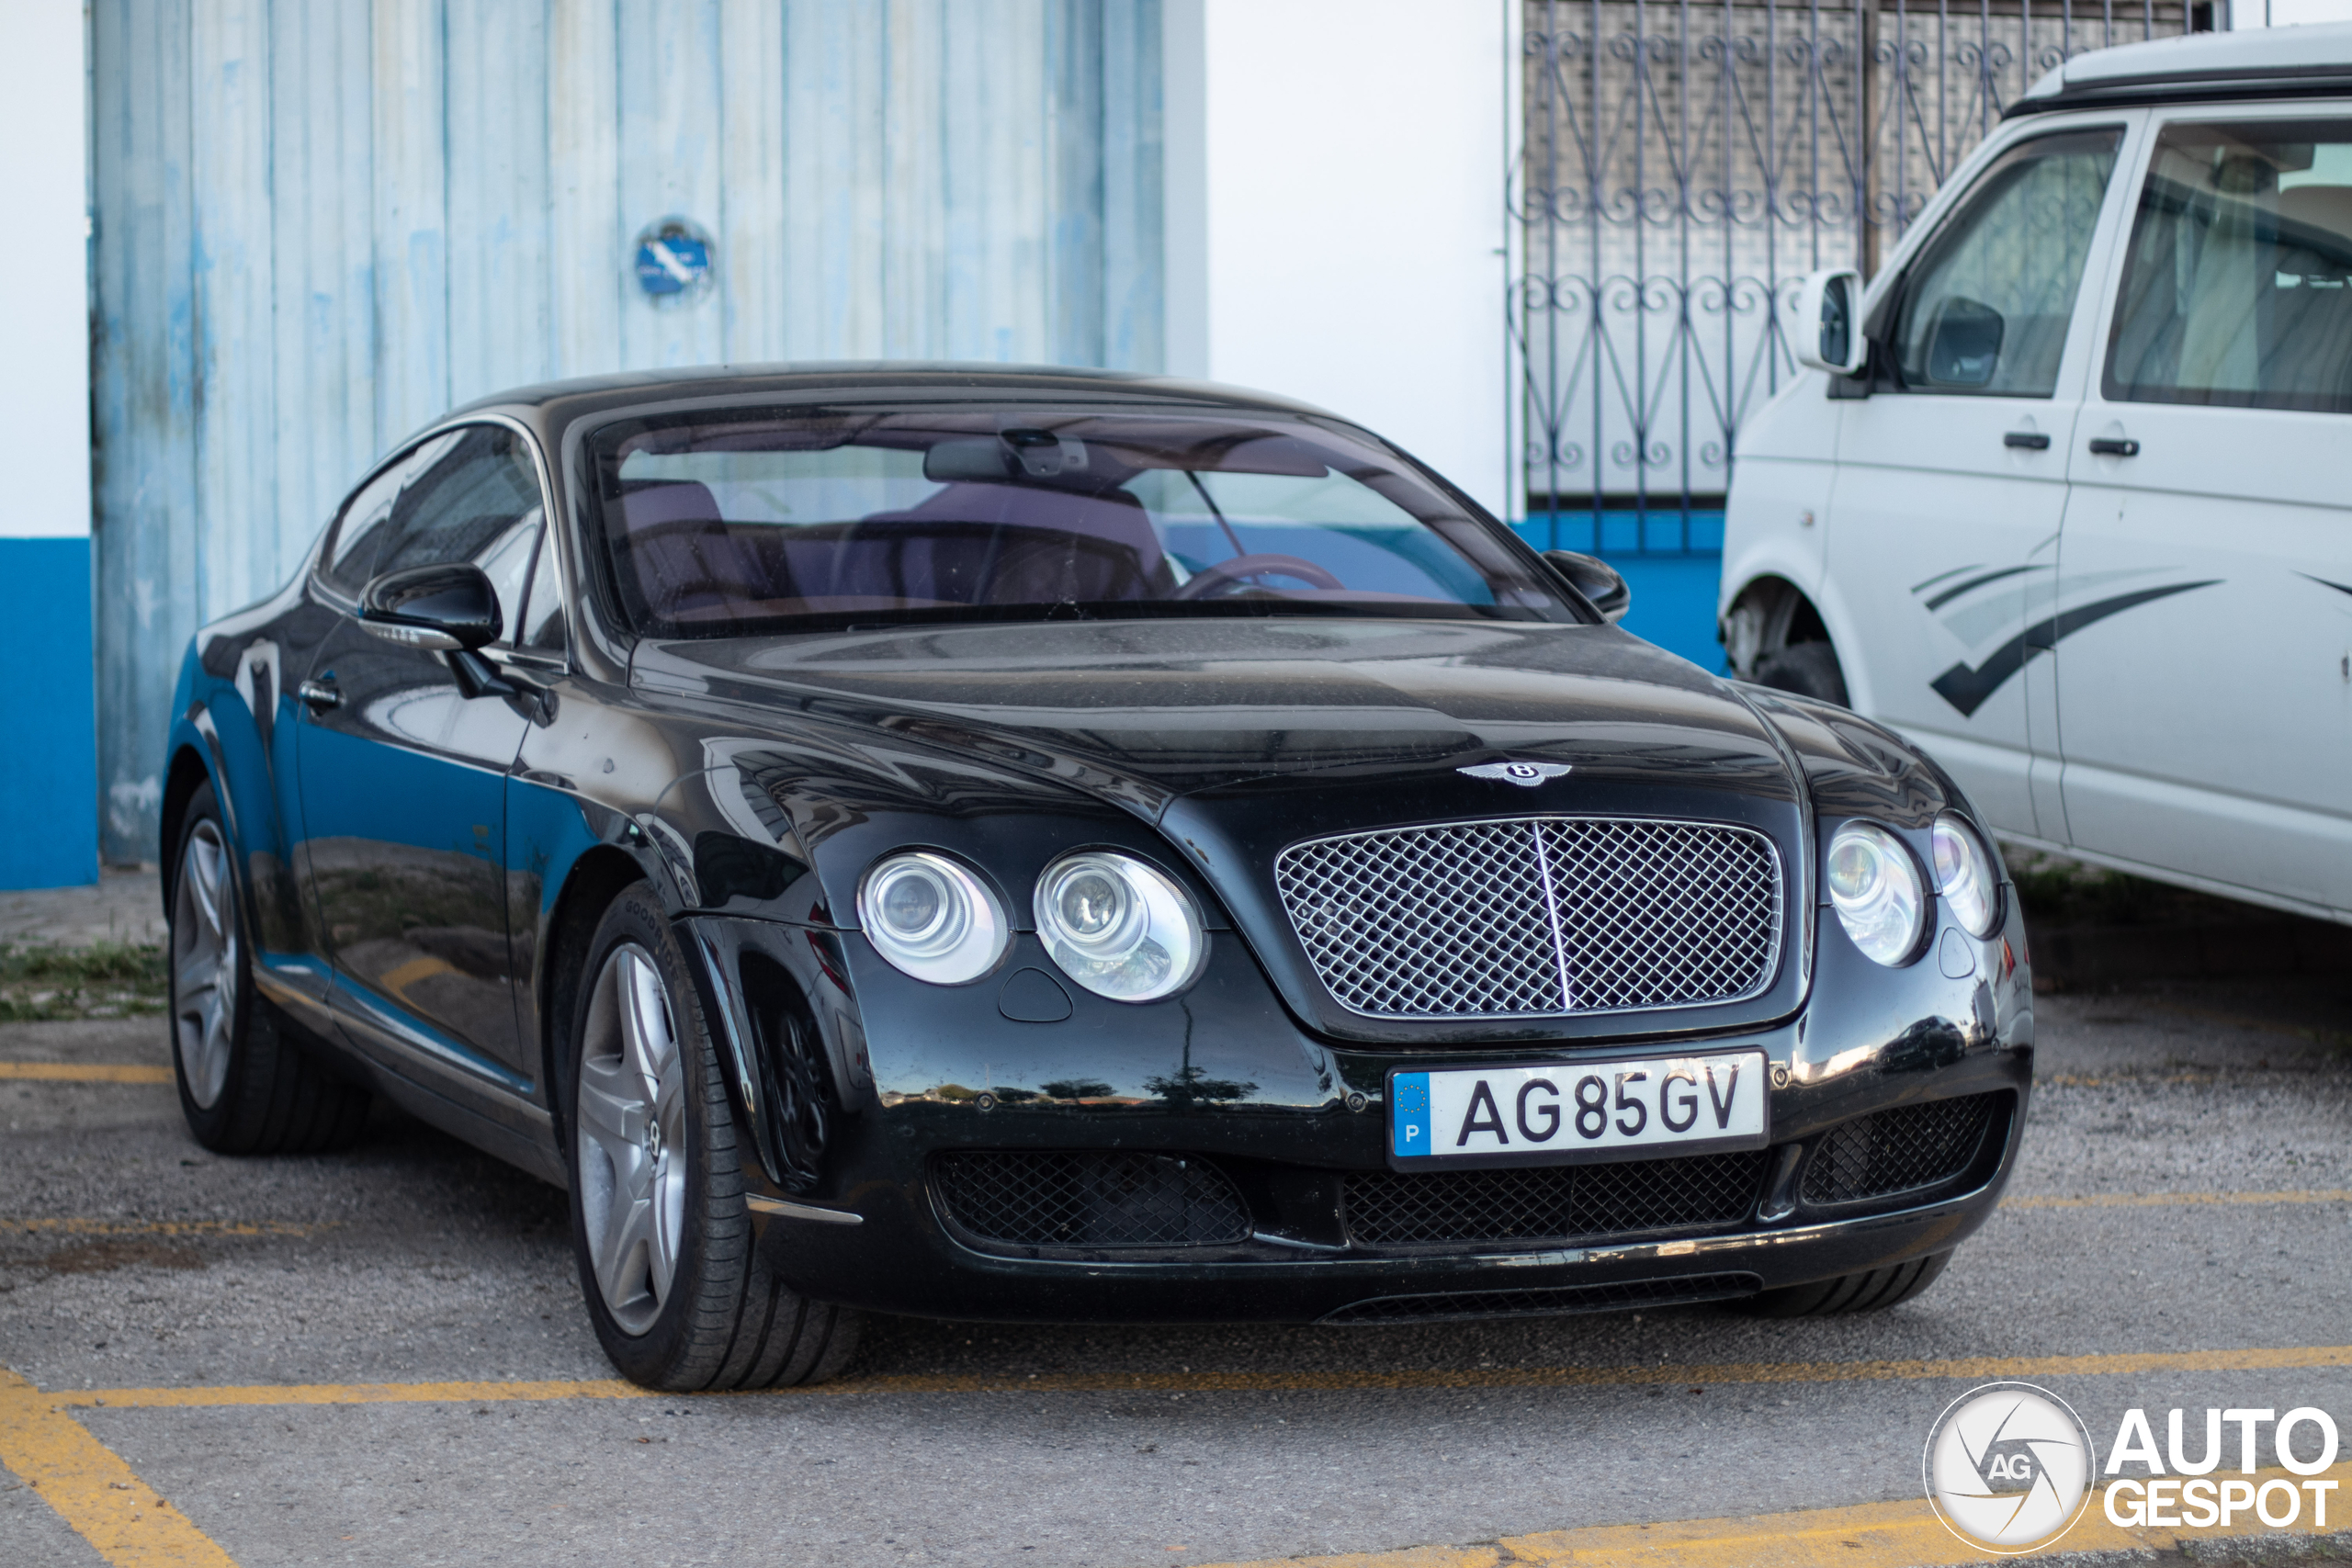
[[1511, 512, 1726, 673], [0, 539, 99, 890], [90, 0, 1164, 862]]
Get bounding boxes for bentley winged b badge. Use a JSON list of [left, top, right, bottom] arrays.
[[1458, 761, 1574, 787]]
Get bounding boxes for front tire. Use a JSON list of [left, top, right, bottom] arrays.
[[1753, 639, 1850, 706], [168, 780, 370, 1154], [1747, 1250, 1952, 1317], [562, 883, 860, 1390]]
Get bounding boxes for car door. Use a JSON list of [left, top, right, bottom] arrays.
[[1825, 119, 2134, 841], [294, 423, 550, 1090], [2056, 110, 2352, 918]]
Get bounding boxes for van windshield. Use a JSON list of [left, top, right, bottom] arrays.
[[586, 407, 1579, 637]]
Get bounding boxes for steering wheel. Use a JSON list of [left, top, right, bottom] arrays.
[[1170, 552, 1345, 601]]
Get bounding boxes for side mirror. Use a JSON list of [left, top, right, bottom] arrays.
[[358, 562, 502, 651], [1792, 267, 1868, 378], [1543, 549, 1631, 625], [1924, 296, 2005, 387]]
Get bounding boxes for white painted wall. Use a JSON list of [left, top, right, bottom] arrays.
[[0, 0, 92, 539], [1164, 0, 1509, 516], [2236, 0, 2352, 25]]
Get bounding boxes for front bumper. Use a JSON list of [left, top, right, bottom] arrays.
[[701, 884, 2034, 1325]]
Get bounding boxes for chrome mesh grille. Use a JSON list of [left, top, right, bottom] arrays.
[[1274, 818, 1782, 1018]]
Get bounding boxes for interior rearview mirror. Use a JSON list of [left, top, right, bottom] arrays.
[[1924, 296, 2005, 387], [1792, 267, 1868, 378], [1543, 549, 1631, 625], [358, 562, 502, 651]]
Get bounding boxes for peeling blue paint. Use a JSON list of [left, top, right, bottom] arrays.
[[91, 0, 1164, 861]]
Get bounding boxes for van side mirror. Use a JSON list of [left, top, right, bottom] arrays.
[[1924, 296, 2005, 387], [1543, 549, 1631, 625], [1792, 268, 1868, 377], [358, 562, 502, 651]]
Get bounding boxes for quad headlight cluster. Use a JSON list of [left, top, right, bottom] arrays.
[[858, 849, 1206, 1001], [1824, 814, 2000, 966]]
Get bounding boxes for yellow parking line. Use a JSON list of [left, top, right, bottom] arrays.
[[1194, 1460, 2352, 1568], [0, 1063, 173, 1084], [50, 1342, 2352, 1408], [2006, 1189, 2352, 1209], [1, 1219, 334, 1238], [0, 1368, 238, 1568]]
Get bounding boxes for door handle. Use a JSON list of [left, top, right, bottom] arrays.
[[298, 677, 341, 714], [2003, 431, 2051, 449], [2087, 436, 2140, 457]]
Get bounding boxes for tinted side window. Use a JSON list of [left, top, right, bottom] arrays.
[[2106, 118, 2352, 413], [1892, 129, 2122, 396], [320, 425, 546, 640], [320, 446, 435, 596]]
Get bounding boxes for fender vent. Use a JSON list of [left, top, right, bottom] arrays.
[[934, 1151, 1250, 1248], [1802, 1092, 2003, 1206], [1321, 1273, 1762, 1325]]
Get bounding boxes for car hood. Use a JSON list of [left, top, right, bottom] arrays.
[[632, 616, 1803, 818], [634, 618, 1816, 1046]]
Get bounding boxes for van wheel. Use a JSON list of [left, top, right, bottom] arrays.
[[1747, 1251, 1951, 1317], [1753, 640, 1849, 706], [561, 882, 861, 1390], [167, 780, 371, 1154]]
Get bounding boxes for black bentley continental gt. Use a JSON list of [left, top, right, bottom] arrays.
[[164, 365, 2031, 1389]]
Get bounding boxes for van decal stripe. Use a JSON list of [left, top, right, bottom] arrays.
[[1929, 581, 2219, 717], [1921, 563, 2044, 612]]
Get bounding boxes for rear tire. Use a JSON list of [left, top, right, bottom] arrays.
[[1752, 639, 1850, 706], [1747, 1250, 1952, 1317], [167, 780, 371, 1155], [561, 882, 861, 1390]]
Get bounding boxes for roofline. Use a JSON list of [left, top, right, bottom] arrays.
[[446, 361, 1349, 424], [2007, 67, 2352, 117]]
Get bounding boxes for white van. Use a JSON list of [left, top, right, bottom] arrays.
[[1721, 23, 2352, 925]]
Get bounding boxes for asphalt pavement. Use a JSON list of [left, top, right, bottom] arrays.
[[4, 917, 2350, 1567]]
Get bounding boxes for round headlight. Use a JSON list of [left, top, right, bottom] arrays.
[[857, 852, 1009, 985], [1825, 821, 1926, 966], [1034, 852, 1206, 1002], [1931, 814, 2000, 939]]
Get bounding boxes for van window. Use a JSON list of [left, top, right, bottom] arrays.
[[2105, 119, 2352, 413], [1891, 129, 2122, 396]]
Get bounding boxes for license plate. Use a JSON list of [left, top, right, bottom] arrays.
[[1388, 1051, 1769, 1169]]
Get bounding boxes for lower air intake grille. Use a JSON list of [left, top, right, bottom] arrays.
[[1321, 1274, 1762, 1325], [1342, 1149, 1771, 1247], [933, 1151, 1250, 1248], [1802, 1093, 2003, 1206]]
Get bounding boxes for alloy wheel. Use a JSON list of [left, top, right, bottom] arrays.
[[171, 819, 238, 1109], [576, 943, 689, 1336]]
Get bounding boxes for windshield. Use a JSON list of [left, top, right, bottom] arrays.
[[585, 406, 1580, 637]]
